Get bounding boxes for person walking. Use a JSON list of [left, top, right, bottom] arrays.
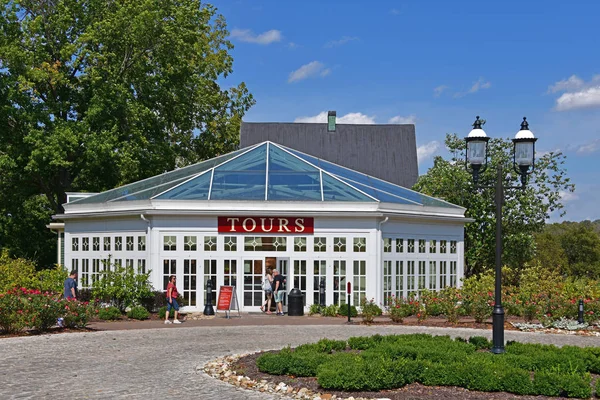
[[63, 270, 78, 300], [165, 275, 182, 324], [272, 269, 286, 316], [260, 268, 274, 314]]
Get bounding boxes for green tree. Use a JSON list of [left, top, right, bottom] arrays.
[[413, 133, 574, 276], [0, 0, 254, 267], [558, 223, 600, 278]]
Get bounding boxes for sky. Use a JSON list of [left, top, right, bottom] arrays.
[[212, 0, 600, 222]]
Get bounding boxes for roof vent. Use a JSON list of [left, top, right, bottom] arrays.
[[327, 111, 336, 132]]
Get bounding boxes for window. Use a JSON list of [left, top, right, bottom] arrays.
[[125, 259, 134, 270], [115, 236, 122, 251], [224, 236, 237, 251], [137, 259, 146, 274], [163, 259, 176, 290], [92, 237, 100, 251], [407, 239, 415, 253], [71, 259, 79, 279], [395, 261, 403, 297], [429, 240, 437, 254], [333, 260, 347, 306], [244, 237, 287, 251], [204, 236, 217, 251], [418, 239, 426, 253], [313, 260, 326, 305], [224, 259, 237, 286], [407, 261, 415, 296], [383, 260, 392, 306], [352, 260, 366, 306], [353, 237, 366, 252], [204, 260, 217, 304], [429, 261, 437, 290], [104, 237, 111, 251], [439, 261, 447, 288], [72, 238, 79, 251], [294, 237, 307, 252], [126, 236, 134, 251], [184, 236, 197, 251], [450, 261, 457, 287], [183, 260, 197, 307], [383, 238, 392, 253], [163, 236, 176, 251], [92, 259, 101, 283], [333, 237, 346, 252], [396, 238, 403, 253], [138, 236, 146, 251], [293, 260, 307, 306], [450, 241, 457, 254], [440, 240, 447, 254], [314, 237, 327, 252], [81, 259, 89, 287], [418, 261, 426, 293], [82, 237, 89, 251]]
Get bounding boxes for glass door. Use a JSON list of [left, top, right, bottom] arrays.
[[243, 258, 263, 308], [277, 258, 289, 311]]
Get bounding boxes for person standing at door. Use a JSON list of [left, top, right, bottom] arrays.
[[272, 269, 285, 316], [260, 268, 273, 314], [165, 275, 182, 324]]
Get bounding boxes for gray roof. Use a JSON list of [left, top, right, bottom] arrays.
[[240, 122, 418, 188]]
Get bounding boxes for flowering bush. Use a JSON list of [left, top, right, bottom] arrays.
[[359, 297, 382, 324], [439, 287, 462, 323], [0, 287, 95, 333], [387, 295, 415, 323], [420, 290, 444, 316]]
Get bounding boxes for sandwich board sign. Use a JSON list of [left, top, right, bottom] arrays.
[[216, 286, 240, 319]]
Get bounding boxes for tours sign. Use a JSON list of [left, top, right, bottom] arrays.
[[218, 216, 314, 234]]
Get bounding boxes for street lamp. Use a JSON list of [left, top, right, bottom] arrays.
[[465, 116, 537, 354]]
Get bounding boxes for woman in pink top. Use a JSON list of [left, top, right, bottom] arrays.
[[165, 275, 181, 324]]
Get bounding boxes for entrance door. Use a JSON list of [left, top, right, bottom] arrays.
[[277, 258, 289, 311], [243, 258, 263, 308]]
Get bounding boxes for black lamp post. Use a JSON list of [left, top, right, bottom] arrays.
[[465, 116, 537, 354]]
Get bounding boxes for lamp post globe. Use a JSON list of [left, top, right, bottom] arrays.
[[512, 117, 537, 186], [465, 116, 490, 185]]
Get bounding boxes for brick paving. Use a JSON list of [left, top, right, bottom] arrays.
[[1, 314, 599, 400]]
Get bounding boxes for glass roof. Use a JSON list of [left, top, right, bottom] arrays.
[[70, 142, 461, 209]]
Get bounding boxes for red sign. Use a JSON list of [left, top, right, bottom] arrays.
[[218, 216, 314, 234], [347, 282, 352, 294], [217, 286, 234, 311]]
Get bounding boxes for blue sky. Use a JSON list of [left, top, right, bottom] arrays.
[[213, 0, 600, 222]]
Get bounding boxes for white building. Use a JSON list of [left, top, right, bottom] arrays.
[[53, 141, 466, 312]]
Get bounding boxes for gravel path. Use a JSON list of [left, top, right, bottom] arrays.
[[1, 323, 598, 400]]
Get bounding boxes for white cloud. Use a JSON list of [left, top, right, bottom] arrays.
[[549, 75, 600, 111], [547, 75, 585, 93], [417, 141, 440, 165], [324, 36, 359, 48], [230, 29, 282, 45], [287, 42, 298, 49], [454, 78, 491, 98], [294, 112, 376, 124], [388, 115, 417, 124], [555, 86, 600, 111], [390, 8, 401, 15], [576, 139, 600, 155], [433, 85, 448, 98], [559, 190, 579, 203], [288, 61, 330, 83]]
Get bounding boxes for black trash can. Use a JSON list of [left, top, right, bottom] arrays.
[[287, 288, 304, 316]]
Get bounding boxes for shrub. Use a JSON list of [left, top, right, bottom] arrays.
[[0, 251, 37, 293], [27, 291, 64, 331], [35, 267, 68, 294], [308, 303, 321, 316], [337, 304, 358, 318], [91, 261, 153, 312], [158, 306, 168, 319], [387, 295, 415, 323], [360, 297, 382, 323], [420, 289, 444, 316], [439, 287, 462, 323], [63, 299, 95, 328], [127, 306, 150, 320], [533, 371, 591, 398], [321, 304, 338, 317], [314, 338, 347, 353], [98, 306, 122, 320], [0, 288, 30, 333], [468, 336, 491, 350]]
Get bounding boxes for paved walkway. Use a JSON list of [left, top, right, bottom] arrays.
[[1, 314, 599, 400]]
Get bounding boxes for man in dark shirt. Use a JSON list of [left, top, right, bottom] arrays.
[[272, 269, 286, 316], [63, 270, 78, 300]]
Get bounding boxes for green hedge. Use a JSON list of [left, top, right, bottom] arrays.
[[255, 334, 600, 398]]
